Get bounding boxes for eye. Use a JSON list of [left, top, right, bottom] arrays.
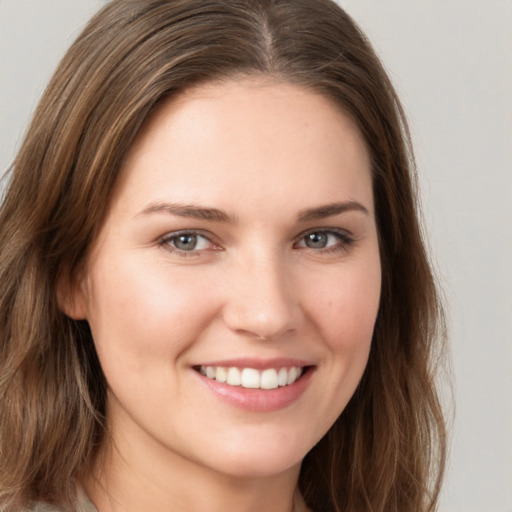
[[295, 229, 353, 252], [159, 231, 217, 254]]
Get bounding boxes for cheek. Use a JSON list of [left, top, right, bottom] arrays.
[[289, 256, 381, 434], [84, 254, 220, 370], [307, 257, 381, 354]]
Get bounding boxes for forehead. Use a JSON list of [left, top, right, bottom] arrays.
[[113, 78, 373, 218]]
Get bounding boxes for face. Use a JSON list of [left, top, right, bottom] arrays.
[[68, 79, 381, 480]]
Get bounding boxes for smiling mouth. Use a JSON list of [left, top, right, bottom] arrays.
[[194, 365, 309, 390]]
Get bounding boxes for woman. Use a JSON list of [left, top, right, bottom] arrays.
[[0, 0, 446, 511]]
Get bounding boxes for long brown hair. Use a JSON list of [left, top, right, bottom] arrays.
[[0, 1, 446, 510]]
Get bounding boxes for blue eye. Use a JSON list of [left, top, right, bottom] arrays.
[[296, 230, 353, 251], [160, 231, 214, 253], [304, 232, 330, 249]]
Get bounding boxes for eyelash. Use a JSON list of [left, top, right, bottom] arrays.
[[158, 230, 219, 258], [294, 228, 355, 254], [158, 228, 355, 257]]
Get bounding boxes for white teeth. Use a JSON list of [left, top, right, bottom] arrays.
[[226, 367, 241, 386], [278, 367, 288, 387], [215, 367, 227, 383], [260, 369, 278, 389], [199, 365, 304, 389], [241, 368, 260, 388], [287, 367, 298, 385]]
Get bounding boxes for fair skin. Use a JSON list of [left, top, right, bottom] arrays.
[[64, 78, 381, 512]]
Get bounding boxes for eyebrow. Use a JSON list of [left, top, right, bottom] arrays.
[[138, 200, 369, 223], [138, 202, 235, 223], [297, 201, 369, 222]]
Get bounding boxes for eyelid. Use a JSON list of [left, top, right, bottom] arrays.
[[295, 226, 354, 240]]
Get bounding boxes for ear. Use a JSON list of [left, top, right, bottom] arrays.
[[56, 265, 88, 320]]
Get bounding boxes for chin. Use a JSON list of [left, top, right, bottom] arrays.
[[211, 454, 302, 480], [191, 429, 312, 479]]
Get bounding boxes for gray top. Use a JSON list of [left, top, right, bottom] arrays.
[[30, 488, 97, 512]]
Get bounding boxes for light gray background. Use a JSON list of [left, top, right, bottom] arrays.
[[1, 1, 511, 511]]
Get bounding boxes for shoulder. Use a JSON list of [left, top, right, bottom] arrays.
[[28, 502, 97, 512], [28, 504, 66, 512], [28, 489, 96, 512]]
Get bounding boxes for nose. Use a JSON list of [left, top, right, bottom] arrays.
[[221, 251, 302, 341]]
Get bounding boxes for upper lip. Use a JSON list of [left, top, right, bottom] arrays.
[[193, 357, 314, 370]]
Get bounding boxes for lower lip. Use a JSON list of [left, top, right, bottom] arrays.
[[195, 368, 314, 412]]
